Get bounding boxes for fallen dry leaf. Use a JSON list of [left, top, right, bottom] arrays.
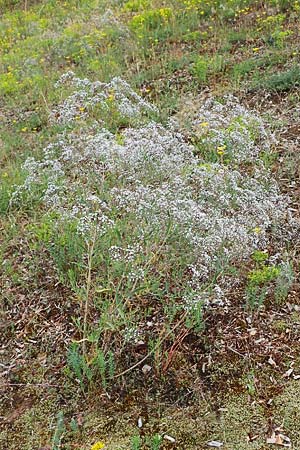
[[248, 328, 257, 336], [283, 368, 294, 378], [207, 441, 223, 448], [164, 435, 176, 443], [268, 356, 277, 367], [266, 431, 291, 447]]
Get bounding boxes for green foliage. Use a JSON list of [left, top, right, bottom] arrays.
[[270, 29, 294, 48], [185, 299, 204, 333], [52, 411, 65, 450], [232, 58, 265, 80], [251, 250, 269, 265], [248, 265, 280, 285], [131, 435, 142, 450], [0, 166, 26, 215], [67, 343, 116, 390], [192, 57, 208, 83], [123, 0, 150, 12], [149, 434, 162, 450], [67, 343, 92, 389], [257, 65, 300, 92], [246, 264, 281, 309], [244, 370, 256, 396], [0, 176, 12, 215], [130, 8, 172, 34], [274, 261, 295, 304], [30, 218, 86, 288]]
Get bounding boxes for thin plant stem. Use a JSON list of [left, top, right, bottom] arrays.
[[82, 227, 97, 357]]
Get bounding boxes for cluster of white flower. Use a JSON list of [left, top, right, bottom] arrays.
[[109, 244, 143, 263], [183, 284, 229, 312], [128, 268, 145, 283], [11, 74, 294, 309], [177, 94, 276, 164], [123, 325, 141, 344], [51, 72, 157, 124]]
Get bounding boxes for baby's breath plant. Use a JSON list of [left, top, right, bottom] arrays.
[[179, 94, 276, 165], [10, 73, 296, 386], [50, 71, 158, 128]]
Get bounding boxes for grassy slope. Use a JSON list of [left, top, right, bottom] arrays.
[[0, 0, 300, 449]]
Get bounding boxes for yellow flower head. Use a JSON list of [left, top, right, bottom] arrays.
[[107, 90, 115, 102], [91, 441, 105, 450], [253, 227, 261, 234], [252, 47, 260, 52], [200, 121, 209, 127], [217, 145, 226, 155]]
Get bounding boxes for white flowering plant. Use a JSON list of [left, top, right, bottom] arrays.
[[9, 73, 296, 387]]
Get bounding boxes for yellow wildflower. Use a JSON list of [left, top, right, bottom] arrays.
[[200, 122, 209, 127], [91, 442, 105, 450], [253, 227, 261, 234], [217, 145, 226, 155], [108, 94, 115, 102], [252, 47, 260, 52]]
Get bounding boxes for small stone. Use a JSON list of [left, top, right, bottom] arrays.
[[142, 364, 152, 374], [164, 435, 176, 443], [207, 441, 223, 448]]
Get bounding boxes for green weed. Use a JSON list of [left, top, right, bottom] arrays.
[[131, 435, 142, 450], [52, 411, 66, 450], [67, 342, 116, 391], [248, 265, 280, 285], [256, 65, 300, 91], [246, 265, 281, 309], [274, 261, 294, 304]]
